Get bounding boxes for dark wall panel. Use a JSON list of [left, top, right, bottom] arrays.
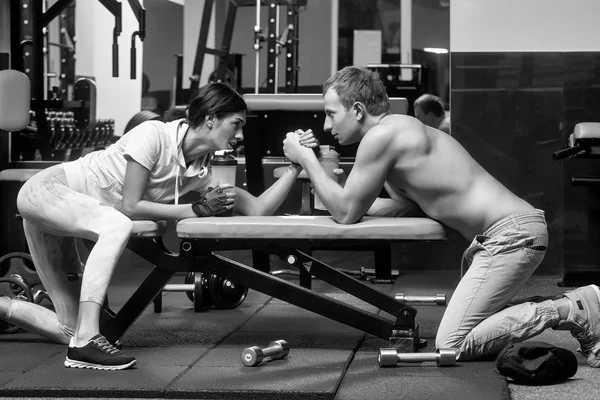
[[451, 52, 600, 277]]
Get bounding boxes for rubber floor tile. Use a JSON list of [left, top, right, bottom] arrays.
[[195, 346, 352, 369], [169, 365, 344, 399], [126, 346, 210, 367], [0, 342, 63, 372], [336, 353, 509, 400], [1, 352, 186, 398]]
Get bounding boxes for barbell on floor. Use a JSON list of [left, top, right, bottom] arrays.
[[378, 348, 458, 367]]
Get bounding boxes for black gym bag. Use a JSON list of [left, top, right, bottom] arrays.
[[496, 341, 578, 385]]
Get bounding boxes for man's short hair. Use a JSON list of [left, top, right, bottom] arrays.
[[322, 66, 390, 116], [414, 94, 445, 118]]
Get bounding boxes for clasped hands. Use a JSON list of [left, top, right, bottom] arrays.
[[283, 129, 345, 186], [283, 129, 319, 165], [193, 129, 318, 217]]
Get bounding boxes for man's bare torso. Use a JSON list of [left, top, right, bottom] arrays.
[[376, 115, 534, 239]]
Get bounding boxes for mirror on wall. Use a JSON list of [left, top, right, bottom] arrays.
[[337, 0, 449, 115]]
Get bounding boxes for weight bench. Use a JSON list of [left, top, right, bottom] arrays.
[[100, 215, 447, 351]]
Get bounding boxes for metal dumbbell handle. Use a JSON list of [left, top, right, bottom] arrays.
[[162, 284, 194, 292], [262, 341, 286, 358], [395, 293, 446, 305], [378, 348, 457, 367]]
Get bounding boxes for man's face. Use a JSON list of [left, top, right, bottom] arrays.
[[323, 88, 360, 145]]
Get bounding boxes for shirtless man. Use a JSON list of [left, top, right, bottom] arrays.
[[283, 66, 600, 366]]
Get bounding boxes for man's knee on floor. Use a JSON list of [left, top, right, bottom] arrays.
[[436, 331, 465, 351]]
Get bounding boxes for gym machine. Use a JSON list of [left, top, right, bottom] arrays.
[[174, 0, 306, 105], [6, 0, 146, 165], [553, 122, 600, 286]]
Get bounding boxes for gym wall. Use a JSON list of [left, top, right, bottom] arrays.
[[142, 0, 184, 93], [450, 0, 600, 275]]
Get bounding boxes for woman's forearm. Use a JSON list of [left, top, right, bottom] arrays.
[[238, 163, 302, 216], [121, 200, 196, 220]]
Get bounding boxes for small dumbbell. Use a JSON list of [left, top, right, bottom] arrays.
[[395, 293, 446, 306], [241, 340, 290, 366], [378, 348, 457, 367]]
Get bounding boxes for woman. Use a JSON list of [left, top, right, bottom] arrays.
[[0, 82, 316, 370]]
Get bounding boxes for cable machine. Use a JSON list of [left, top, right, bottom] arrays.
[[176, 0, 305, 104], [8, 0, 145, 164]]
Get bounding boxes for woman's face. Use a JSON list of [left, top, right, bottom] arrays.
[[210, 111, 247, 150]]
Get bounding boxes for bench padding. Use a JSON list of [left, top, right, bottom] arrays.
[[131, 220, 167, 237], [176, 216, 446, 240], [573, 122, 600, 139]]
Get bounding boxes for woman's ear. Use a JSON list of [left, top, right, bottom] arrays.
[[206, 115, 214, 129]]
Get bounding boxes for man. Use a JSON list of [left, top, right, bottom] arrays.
[[414, 93, 450, 134], [282, 66, 600, 366]]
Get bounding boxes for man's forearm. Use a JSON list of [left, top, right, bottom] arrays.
[[300, 155, 355, 222]]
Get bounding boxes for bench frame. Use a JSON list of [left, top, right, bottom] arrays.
[[101, 227, 447, 351]]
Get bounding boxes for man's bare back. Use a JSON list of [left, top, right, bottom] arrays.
[[377, 115, 535, 238]]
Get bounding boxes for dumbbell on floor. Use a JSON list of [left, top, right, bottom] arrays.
[[241, 340, 290, 366], [378, 348, 457, 367]]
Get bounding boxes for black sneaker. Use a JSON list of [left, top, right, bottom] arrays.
[[64, 334, 136, 370]]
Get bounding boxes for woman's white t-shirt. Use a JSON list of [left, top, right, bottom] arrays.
[[63, 119, 214, 210]]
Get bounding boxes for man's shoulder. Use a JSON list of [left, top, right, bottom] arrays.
[[366, 114, 414, 137], [360, 115, 421, 156]]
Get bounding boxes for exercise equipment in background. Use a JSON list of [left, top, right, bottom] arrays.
[[553, 122, 600, 287], [0, 252, 52, 334]]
